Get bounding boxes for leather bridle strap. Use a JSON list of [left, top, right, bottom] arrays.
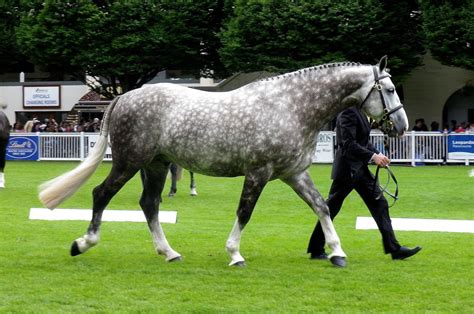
[[359, 66, 391, 110], [373, 164, 399, 207], [373, 136, 399, 208]]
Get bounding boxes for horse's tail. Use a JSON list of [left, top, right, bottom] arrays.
[[38, 96, 121, 209]]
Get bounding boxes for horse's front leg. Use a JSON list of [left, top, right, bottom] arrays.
[[282, 171, 347, 267], [226, 169, 271, 266]]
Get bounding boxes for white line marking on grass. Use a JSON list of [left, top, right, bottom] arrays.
[[356, 217, 474, 233], [470, 169, 474, 177], [29, 208, 177, 224]]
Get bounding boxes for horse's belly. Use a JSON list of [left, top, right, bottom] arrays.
[[166, 147, 246, 177]]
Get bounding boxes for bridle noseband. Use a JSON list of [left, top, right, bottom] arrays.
[[359, 66, 404, 134]]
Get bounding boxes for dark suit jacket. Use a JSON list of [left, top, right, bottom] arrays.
[[332, 106, 379, 181]]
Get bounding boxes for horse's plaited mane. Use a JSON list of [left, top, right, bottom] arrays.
[[261, 61, 363, 82]]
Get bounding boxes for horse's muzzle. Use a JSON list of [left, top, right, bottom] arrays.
[[389, 124, 407, 137]]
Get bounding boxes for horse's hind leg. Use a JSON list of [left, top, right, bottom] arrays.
[[140, 161, 181, 262], [168, 163, 177, 197], [226, 169, 271, 266], [71, 165, 139, 256], [189, 172, 197, 196], [282, 171, 347, 267]]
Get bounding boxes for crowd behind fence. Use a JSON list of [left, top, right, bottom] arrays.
[[7, 131, 473, 166]]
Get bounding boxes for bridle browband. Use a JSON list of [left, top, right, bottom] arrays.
[[359, 65, 403, 207]]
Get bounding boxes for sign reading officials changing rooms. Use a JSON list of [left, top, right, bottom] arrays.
[[6, 135, 40, 161], [23, 85, 60, 108]]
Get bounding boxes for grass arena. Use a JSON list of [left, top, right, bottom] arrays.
[[0, 161, 472, 312]]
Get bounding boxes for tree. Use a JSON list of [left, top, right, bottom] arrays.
[[422, 0, 473, 70], [0, 0, 32, 75], [219, 0, 425, 82], [16, 1, 224, 98]]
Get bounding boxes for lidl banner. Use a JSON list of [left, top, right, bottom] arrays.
[[447, 134, 474, 160], [6, 135, 40, 161]]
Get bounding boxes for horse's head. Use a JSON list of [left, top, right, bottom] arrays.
[[344, 56, 408, 137]]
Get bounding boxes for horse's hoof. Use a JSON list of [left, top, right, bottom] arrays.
[[70, 241, 82, 256], [231, 261, 246, 267], [330, 256, 347, 268], [167, 255, 182, 262]]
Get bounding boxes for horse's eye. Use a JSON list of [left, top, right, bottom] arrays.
[[387, 88, 395, 93]]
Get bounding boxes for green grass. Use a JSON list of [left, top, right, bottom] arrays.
[[0, 162, 473, 312]]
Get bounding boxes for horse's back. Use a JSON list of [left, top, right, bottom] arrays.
[[108, 82, 313, 177]]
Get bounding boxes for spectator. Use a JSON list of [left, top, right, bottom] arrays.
[[85, 118, 100, 132], [467, 122, 474, 133], [412, 118, 428, 131], [450, 120, 457, 132], [430, 121, 440, 132], [454, 122, 466, 133], [23, 117, 39, 132]]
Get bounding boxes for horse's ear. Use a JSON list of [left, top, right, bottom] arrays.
[[341, 95, 361, 108], [378, 55, 388, 72]]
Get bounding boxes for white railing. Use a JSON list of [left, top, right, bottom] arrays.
[[368, 131, 470, 165], [7, 131, 472, 165]]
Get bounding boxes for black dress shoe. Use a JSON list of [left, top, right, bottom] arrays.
[[310, 252, 328, 260], [391, 246, 422, 260]]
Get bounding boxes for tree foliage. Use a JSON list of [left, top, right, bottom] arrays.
[[16, 0, 224, 97], [422, 0, 473, 70], [0, 0, 31, 74], [220, 0, 425, 81], [8, 0, 471, 96]]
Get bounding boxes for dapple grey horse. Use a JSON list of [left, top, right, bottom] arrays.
[[39, 57, 408, 267], [0, 110, 10, 188]]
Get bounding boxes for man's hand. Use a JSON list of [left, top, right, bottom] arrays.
[[372, 153, 390, 167]]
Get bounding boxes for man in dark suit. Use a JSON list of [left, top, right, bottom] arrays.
[[308, 106, 421, 261]]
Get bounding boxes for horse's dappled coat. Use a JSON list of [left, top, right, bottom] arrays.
[[110, 65, 364, 179], [38, 60, 408, 267]]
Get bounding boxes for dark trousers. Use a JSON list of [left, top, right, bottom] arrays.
[[307, 168, 401, 255], [0, 138, 7, 171]]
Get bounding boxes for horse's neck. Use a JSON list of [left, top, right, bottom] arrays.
[[291, 66, 372, 129]]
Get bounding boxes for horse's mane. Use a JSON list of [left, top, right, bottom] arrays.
[[259, 61, 364, 82]]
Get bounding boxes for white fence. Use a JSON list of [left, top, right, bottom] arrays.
[[8, 131, 472, 166]]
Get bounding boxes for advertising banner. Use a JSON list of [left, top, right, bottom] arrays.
[[312, 132, 334, 163], [88, 135, 112, 156], [447, 134, 474, 160], [6, 134, 40, 161]]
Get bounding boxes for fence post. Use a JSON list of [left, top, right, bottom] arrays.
[[80, 132, 85, 161], [411, 131, 416, 167], [37, 132, 42, 161]]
